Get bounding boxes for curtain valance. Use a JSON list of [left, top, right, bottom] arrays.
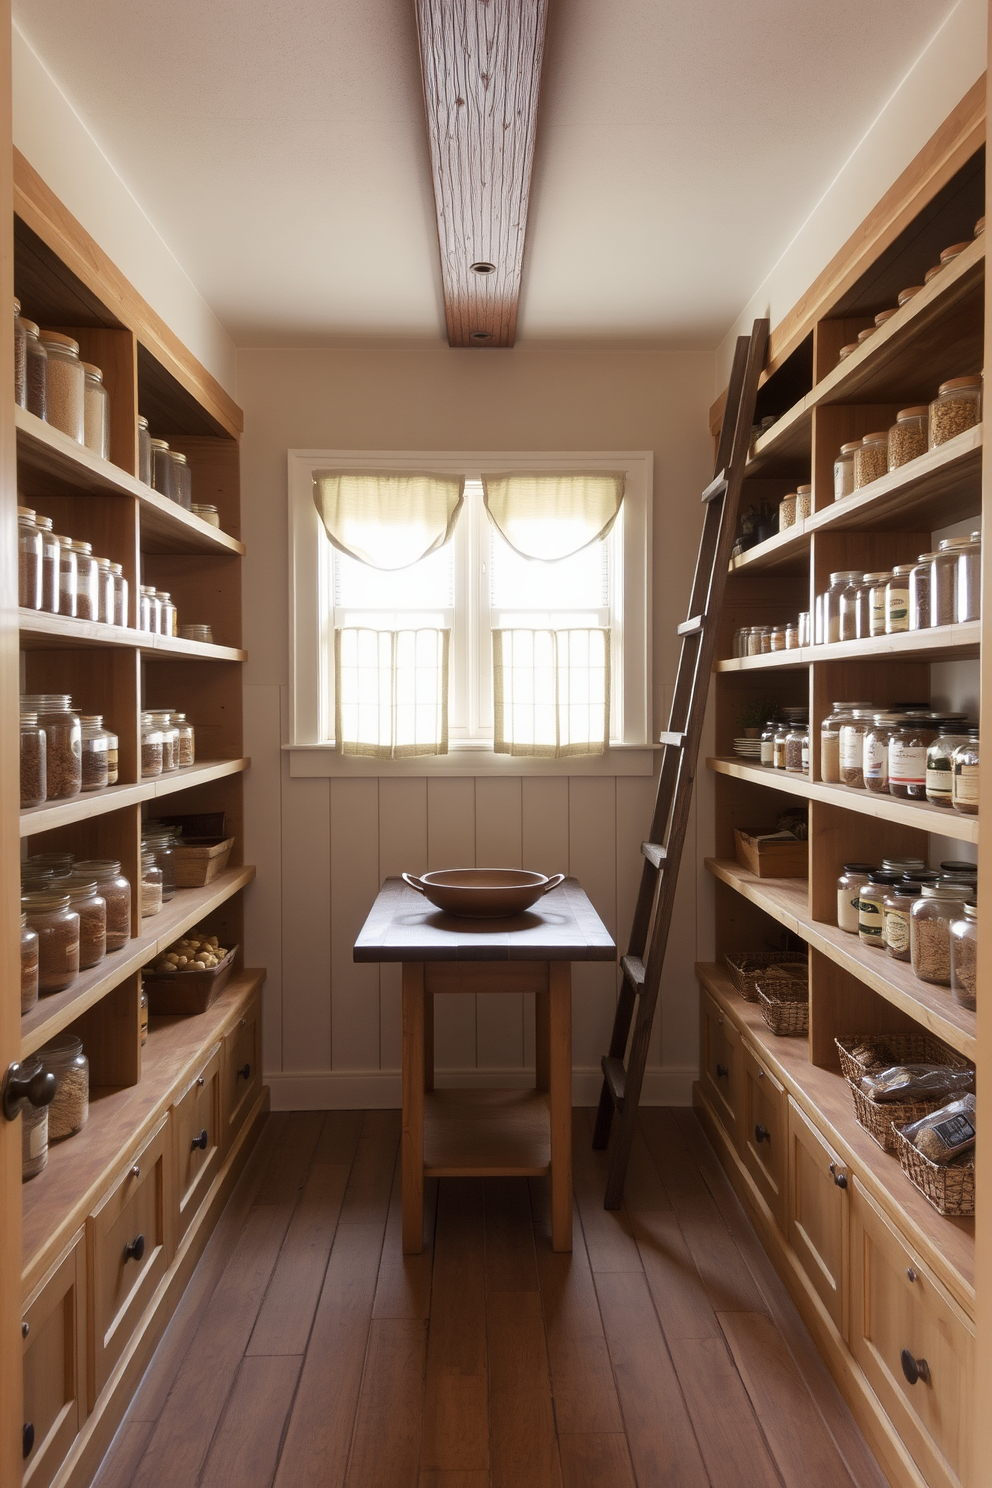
[[313, 470, 465, 571], [482, 472, 625, 561]]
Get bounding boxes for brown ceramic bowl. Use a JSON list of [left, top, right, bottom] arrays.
[[401, 868, 565, 918]]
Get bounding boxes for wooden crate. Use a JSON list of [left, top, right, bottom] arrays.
[[172, 836, 235, 888], [733, 828, 807, 879]]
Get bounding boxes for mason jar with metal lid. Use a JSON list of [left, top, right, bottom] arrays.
[[70, 540, 98, 622], [952, 731, 979, 816], [854, 431, 889, 488], [931, 537, 972, 627], [956, 532, 981, 623], [56, 534, 77, 617], [825, 571, 863, 644], [38, 330, 85, 442], [21, 694, 81, 800], [839, 708, 875, 788], [18, 506, 42, 609], [74, 859, 130, 951], [35, 515, 59, 613], [888, 718, 938, 800], [21, 889, 79, 994], [858, 871, 902, 949], [151, 438, 175, 500], [885, 565, 913, 634], [833, 442, 860, 500], [837, 863, 874, 934], [169, 450, 192, 510], [950, 902, 978, 1010], [929, 375, 982, 448], [863, 713, 903, 794], [887, 406, 928, 470], [883, 882, 922, 962], [81, 362, 110, 460], [909, 552, 936, 630], [63, 876, 107, 969], [138, 414, 152, 485], [926, 723, 972, 807], [911, 883, 972, 985], [865, 571, 891, 637]]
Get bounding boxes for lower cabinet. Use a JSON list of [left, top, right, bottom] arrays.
[[222, 992, 261, 1148], [172, 1045, 222, 1242], [21, 1233, 87, 1488], [787, 1098, 849, 1337], [700, 990, 743, 1142], [740, 1042, 787, 1228]]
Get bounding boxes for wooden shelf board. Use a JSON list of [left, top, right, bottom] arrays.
[[20, 864, 256, 1058], [423, 1088, 550, 1175], [707, 757, 979, 844], [696, 962, 974, 1310], [704, 858, 976, 1061], [15, 407, 244, 555], [716, 621, 980, 672], [21, 969, 264, 1292], [19, 758, 249, 837], [746, 399, 812, 476], [19, 608, 246, 661]]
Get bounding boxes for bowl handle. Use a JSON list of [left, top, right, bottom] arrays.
[[541, 874, 566, 895], [402, 872, 427, 895]]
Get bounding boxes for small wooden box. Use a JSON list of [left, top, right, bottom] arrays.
[[172, 837, 235, 888], [143, 946, 238, 1015], [733, 828, 807, 879]]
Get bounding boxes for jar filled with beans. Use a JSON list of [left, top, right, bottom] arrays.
[[22, 694, 81, 800], [22, 889, 79, 994], [785, 723, 807, 773], [778, 492, 796, 531], [795, 484, 812, 519], [929, 376, 982, 447], [74, 859, 131, 951], [854, 431, 889, 488], [21, 913, 39, 1013], [19, 707, 46, 807], [39, 331, 85, 442], [18, 506, 42, 609], [888, 406, 928, 470]]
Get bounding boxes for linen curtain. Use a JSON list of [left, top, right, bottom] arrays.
[[482, 471, 625, 561], [492, 628, 611, 757], [335, 628, 449, 758], [313, 470, 465, 570]]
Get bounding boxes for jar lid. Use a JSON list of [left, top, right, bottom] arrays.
[[63, 876, 99, 900], [139, 585, 157, 594], [883, 857, 926, 869], [829, 571, 863, 584], [80, 362, 103, 379], [96, 557, 112, 569], [192, 503, 218, 512], [897, 286, 922, 306], [21, 693, 72, 708], [914, 552, 938, 562], [17, 504, 36, 519], [868, 872, 901, 884], [887, 884, 921, 898], [941, 860, 977, 872], [138, 414, 149, 429], [21, 890, 71, 909], [39, 330, 80, 352], [896, 406, 928, 420], [870, 713, 902, 724], [155, 591, 171, 601], [924, 264, 943, 283], [937, 375, 982, 394], [780, 492, 796, 505], [940, 241, 970, 263], [35, 515, 52, 530], [21, 317, 40, 336], [69, 540, 93, 554], [862, 431, 888, 443], [26, 852, 74, 866], [838, 343, 859, 359], [831, 701, 873, 709], [39, 1032, 83, 1061], [964, 902, 978, 920], [909, 869, 941, 882], [890, 564, 915, 576], [170, 452, 188, 464], [938, 536, 973, 550], [838, 441, 862, 455], [79, 714, 104, 725], [150, 438, 170, 450], [863, 571, 891, 582], [850, 709, 875, 720], [975, 217, 985, 236], [74, 858, 122, 877], [19, 709, 37, 723], [109, 562, 123, 574], [874, 309, 897, 326], [842, 862, 874, 872], [922, 883, 972, 898], [856, 328, 875, 344], [796, 483, 811, 494]]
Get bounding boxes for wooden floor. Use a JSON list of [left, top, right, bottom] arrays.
[[92, 1107, 890, 1488]]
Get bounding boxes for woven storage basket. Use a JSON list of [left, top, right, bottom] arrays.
[[892, 1124, 975, 1216], [757, 982, 809, 1037], [724, 951, 807, 1003], [850, 1084, 954, 1154], [835, 1032, 972, 1088]]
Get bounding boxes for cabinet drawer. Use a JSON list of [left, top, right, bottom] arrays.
[[787, 1100, 849, 1337], [699, 990, 743, 1141], [22, 1232, 87, 1488], [850, 1183, 973, 1488], [88, 1119, 172, 1406], [172, 1044, 222, 1241], [741, 1044, 786, 1228], [223, 992, 261, 1146]]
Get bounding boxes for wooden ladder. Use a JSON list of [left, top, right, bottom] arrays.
[[592, 317, 770, 1208]]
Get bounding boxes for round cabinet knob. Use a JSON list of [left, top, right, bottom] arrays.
[[237, 1063, 251, 1081], [754, 1124, 770, 1144], [900, 1349, 930, 1386], [23, 1422, 34, 1460], [2, 1062, 57, 1122], [715, 1063, 729, 1078], [197, 1076, 205, 1088], [906, 1268, 918, 1283], [21, 1320, 29, 1340], [123, 1234, 145, 1263], [829, 1163, 848, 1189], [130, 1165, 140, 1180], [191, 1129, 208, 1152]]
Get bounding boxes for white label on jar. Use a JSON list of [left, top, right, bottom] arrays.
[[760, 741, 774, 766], [29, 1118, 47, 1157], [870, 591, 887, 634], [837, 888, 862, 933], [954, 765, 980, 803], [864, 735, 888, 784], [886, 586, 909, 630], [801, 738, 809, 770], [859, 897, 884, 941], [839, 728, 864, 769], [889, 741, 926, 786], [926, 764, 953, 800], [884, 908, 910, 953]]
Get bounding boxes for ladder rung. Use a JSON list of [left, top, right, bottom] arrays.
[[601, 1055, 627, 1110], [677, 616, 704, 636], [641, 842, 666, 868], [701, 471, 728, 503], [621, 954, 645, 989], [658, 730, 686, 747]]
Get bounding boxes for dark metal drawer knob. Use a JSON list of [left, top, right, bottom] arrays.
[[124, 1234, 145, 1263], [2, 1062, 56, 1121], [23, 1423, 34, 1460], [900, 1350, 930, 1386], [21, 1320, 29, 1340], [829, 1163, 848, 1189], [237, 1063, 251, 1081], [191, 1129, 208, 1151], [754, 1124, 770, 1144], [715, 1063, 729, 1078]]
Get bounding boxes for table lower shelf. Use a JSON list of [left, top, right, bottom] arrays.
[[423, 1089, 551, 1176]]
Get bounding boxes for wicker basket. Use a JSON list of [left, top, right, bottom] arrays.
[[849, 1083, 954, 1154], [892, 1124, 975, 1216], [757, 982, 809, 1037], [835, 1032, 973, 1088], [724, 951, 807, 1003]]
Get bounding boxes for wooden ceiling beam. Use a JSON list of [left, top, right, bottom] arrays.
[[415, 0, 549, 348]]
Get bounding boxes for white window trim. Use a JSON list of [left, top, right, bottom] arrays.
[[287, 449, 654, 776]]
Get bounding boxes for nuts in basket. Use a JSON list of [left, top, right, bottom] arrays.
[[150, 933, 228, 973]]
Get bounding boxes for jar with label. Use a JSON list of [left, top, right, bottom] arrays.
[[885, 565, 913, 633], [911, 884, 972, 985], [56, 534, 76, 617], [171, 711, 195, 766], [20, 1056, 49, 1180], [864, 572, 890, 637], [950, 902, 978, 1010], [863, 713, 902, 794], [18, 506, 42, 609], [21, 913, 39, 1013], [170, 450, 192, 509], [854, 431, 889, 488], [759, 720, 778, 766], [40, 1034, 89, 1139], [140, 987, 149, 1044], [82, 362, 110, 460], [141, 852, 164, 916], [825, 571, 862, 644], [883, 883, 921, 962], [784, 621, 799, 649], [952, 732, 979, 816], [141, 713, 164, 777], [833, 442, 859, 500], [71, 541, 98, 621], [22, 694, 81, 800], [926, 724, 972, 807], [21, 889, 80, 994], [773, 722, 789, 769], [142, 827, 177, 900], [785, 723, 807, 773], [779, 493, 796, 531], [39, 331, 85, 441], [22, 317, 47, 420], [19, 707, 46, 808], [908, 552, 935, 630], [887, 406, 928, 470], [839, 709, 875, 787], [859, 872, 901, 949], [148, 710, 179, 771], [74, 859, 131, 951], [138, 414, 152, 485], [888, 718, 938, 799], [96, 558, 114, 625], [821, 702, 871, 784], [110, 562, 127, 627], [157, 592, 176, 637], [35, 516, 59, 613], [929, 375, 982, 447], [64, 877, 107, 969], [79, 716, 111, 791], [839, 573, 862, 641], [956, 533, 981, 623], [931, 538, 971, 627], [151, 438, 175, 499], [837, 864, 874, 933]]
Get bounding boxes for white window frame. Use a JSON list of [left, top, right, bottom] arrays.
[[287, 449, 654, 776]]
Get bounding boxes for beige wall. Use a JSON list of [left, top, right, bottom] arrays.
[[237, 345, 715, 1108]]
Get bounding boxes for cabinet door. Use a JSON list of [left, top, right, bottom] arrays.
[[88, 1118, 172, 1407], [22, 1232, 87, 1488], [222, 993, 261, 1148], [172, 1044, 222, 1241], [699, 991, 743, 1142], [850, 1183, 973, 1488], [741, 1044, 787, 1228], [787, 1099, 849, 1337]]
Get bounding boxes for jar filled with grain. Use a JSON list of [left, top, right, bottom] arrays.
[[778, 492, 796, 531], [18, 506, 42, 609], [950, 902, 978, 1010], [39, 331, 85, 442], [82, 363, 110, 460], [148, 710, 179, 771], [931, 537, 971, 627], [22, 317, 47, 420], [110, 562, 127, 627], [20, 1056, 48, 1179], [157, 591, 176, 637], [839, 573, 862, 641], [825, 571, 862, 644], [142, 826, 178, 899], [929, 376, 982, 447], [952, 731, 979, 816], [883, 882, 921, 962], [795, 484, 812, 520], [863, 713, 902, 794], [96, 558, 114, 625], [746, 626, 766, 656], [837, 864, 874, 933], [22, 889, 79, 994], [141, 713, 164, 777], [39, 1034, 89, 1139], [927, 723, 972, 808], [141, 852, 164, 916], [885, 565, 913, 634], [23, 695, 81, 800], [21, 913, 39, 1013], [151, 438, 175, 500], [138, 415, 152, 485], [888, 718, 938, 800], [760, 628, 773, 655], [858, 871, 901, 949], [821, 702, 870, 783], [785, 723, 807, 773], [79, 716, 111, 792], [854, 432, 889, 488], [19, 707, 46, 807], [13, 296, 26, 405], [956, 533, 981, 622], [64, 877, 106, 969], [833, 442, 859, 500], [170, 450, 192, 510], [74, 859, 131, 951], [911, 884, 972, 985], [909, 552, 936, 630], [839, 708, 875, 788], [773, 721, 789, 770], [35, 516, 59, 614], [71, 541, 98, 621], [887, 406, 928, 470], [769, 626, 786, 652], [865, 572, 890, 637]]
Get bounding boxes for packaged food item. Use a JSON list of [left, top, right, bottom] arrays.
[[883, 883, 921, 962], [859, 1064, 974, 1103], [902, 1094, 976, 1163]]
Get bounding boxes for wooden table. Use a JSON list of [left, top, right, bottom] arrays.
[[354, 876, 615, 1253]]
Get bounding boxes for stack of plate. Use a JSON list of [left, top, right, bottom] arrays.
[[733, 736, 763, 758]]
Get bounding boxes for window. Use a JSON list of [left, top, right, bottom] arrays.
[[288, 451, 652, 772]]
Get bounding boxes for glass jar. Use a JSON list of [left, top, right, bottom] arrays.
[[833, 442, 859, 500], [950, 902, 978, 1010], [769, 626, 787, 652], [141, 852, 164, 916], [859, 571, 887, 638], [71, 541, 98, 622], [797, 611, 811, 647], [39, 330, 85, 442], [147, 588, 163, 635], [94, 558, 114, 626], [883, 883, 921, 962], [25, 852, 73, 877], [858, 872, 901, 949], [36, 516, 59, 614], [784, 621, 799, 650], [148, 710, 179, 771], [760, 628, 773, 655], [887, 407, 928, 470], [929, 375, 982, 447], [139, 585, 154, 633], [140, 987, 149, 1044], [18, 506, 42, 609], [39, 1033, 89, 1139], [21, 913, 39, 1013], [13, 296, 26, 406], [56, 534, 77, 618], [854, 431, 889, 488], [952, 732, 979, 816], [821, 702, 871, 785], [839, 573, 862, 641], [940, 862, 978, 894], [192, 502, 220, 528], [21, 694, 81, 800], [747, 627, 766, 656], [909, 552, 936, 630], [956, 534, 981, 623], [157, 592, 176, 638], [773, 722, 789, 770], [74, 859, 130, 952], [138, 415, 152, 485], [885, 565, 913, 634], [759, 720, 777, 766], [888, 718, 938, 800], [142, 827, 177, 900], [785, 723, 807, 773], [863, 713, 903, 794], [79, 715, 111, 792], [110, 563, 127, 627], [795, 484, 812, 520], [64, 877, 107, 969], [20, 1056, 48, 1180], [778, 492, 796, 530], [911, 884, 972, 985], [931, 538, 971, 627], [19, 708, 46, 807], [170, 450, 192, 510], [151, 438, 175, 499], [839, 709, 875, 788], [21, 890, 80, 994], [82, 362, 110, 460], [849, 574, 870, 638], [22, 317, 47, 420], [837, 864, 873, 934], [926, 725, 972, 808], [825, 571, 862, 645], [141, 713, 164, 777]]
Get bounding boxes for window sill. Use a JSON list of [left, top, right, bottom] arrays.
[[284, 743, 659, 778]]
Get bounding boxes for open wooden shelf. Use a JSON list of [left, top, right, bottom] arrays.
[[707, 757, 980, 844], [705, 858, 977, 1061], [19, 758, 249, 837], [716, 620, 980, 671], [21, 969, 264, 1288], [423, 1089, 551, 1175], [18, 608, 246, 661], [15, 406, 244, 555], [19, 864, 256, 1058], [697, 963, 974, 1310]]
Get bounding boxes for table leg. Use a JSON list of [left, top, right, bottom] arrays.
[[548, 961, 572, 1252], [424, 990, 434, 1093], [535, 987, 550, 1092], [402, 962, 425, 1254]]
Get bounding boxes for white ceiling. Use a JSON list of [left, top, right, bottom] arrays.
[[14, 0, 960, 348]]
